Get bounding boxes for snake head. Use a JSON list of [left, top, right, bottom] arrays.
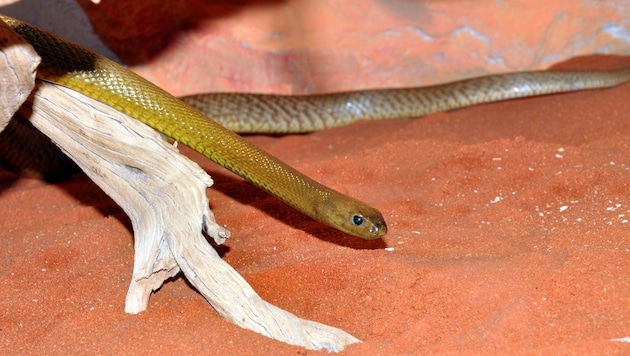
[[346, 210, 388, 239], [321, 194, 388, 239]]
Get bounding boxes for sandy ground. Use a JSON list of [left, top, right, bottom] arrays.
[[0, 55, 629, 354]]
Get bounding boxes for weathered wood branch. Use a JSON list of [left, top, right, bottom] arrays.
[[0, 21, 359, 352], [0, 22, 37, 129]]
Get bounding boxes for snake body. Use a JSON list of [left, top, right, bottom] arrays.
[[0, 115, 79, 181], [0, 15, 386, 239], [181, 69, 630, 133], [2, 15, 630, 240]]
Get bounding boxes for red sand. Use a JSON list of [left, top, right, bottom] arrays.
[[1, 56, 629, 354]]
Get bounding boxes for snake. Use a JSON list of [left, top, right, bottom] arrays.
[[180, 67, 630, 134], [0, 14, 386, 239], [1, 15, 630, 239]]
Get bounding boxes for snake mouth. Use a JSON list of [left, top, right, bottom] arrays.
[[370, 221, 388, 237]]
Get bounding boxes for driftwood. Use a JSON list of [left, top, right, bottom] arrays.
[[0, 23, 37, 129], [0, 21, 359, 351]]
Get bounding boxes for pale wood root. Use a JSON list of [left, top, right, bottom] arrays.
[[0, 21, 360, 352], [0, 21, 38, 129]]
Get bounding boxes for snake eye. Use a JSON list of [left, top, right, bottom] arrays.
[[352, 215, 364, 226]]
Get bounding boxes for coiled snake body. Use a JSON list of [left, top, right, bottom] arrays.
[[2, 14, 630, 239]]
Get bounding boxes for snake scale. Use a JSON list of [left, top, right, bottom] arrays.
[[1, 14, 630, 239]]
